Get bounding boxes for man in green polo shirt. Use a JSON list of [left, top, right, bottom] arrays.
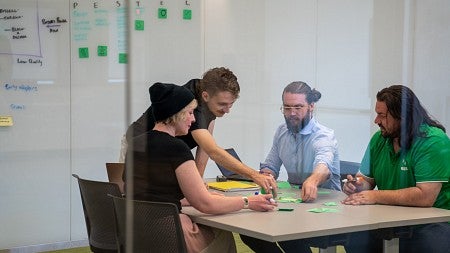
[[342, 85, 450, 253]]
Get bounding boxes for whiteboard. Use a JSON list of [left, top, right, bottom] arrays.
[[0, 0, 203, 248], [0, 0, 72, 248]]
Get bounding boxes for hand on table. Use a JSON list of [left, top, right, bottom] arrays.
[[248, 194, 278, 212], [341, 191, 376, 205], [300, 179, 318, 202]]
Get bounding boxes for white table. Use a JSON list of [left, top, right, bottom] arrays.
[[182, 187, 450, 253]]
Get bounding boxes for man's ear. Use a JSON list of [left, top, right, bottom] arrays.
[[201, 91, 210, 102]]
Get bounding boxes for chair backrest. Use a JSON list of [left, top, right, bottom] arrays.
[[109, 195, 187, 253], [340, 160, 361, 176], [105, 163, 125, 194], [72, 174, 122, 253]]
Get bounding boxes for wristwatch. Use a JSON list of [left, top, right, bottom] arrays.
[[242, 196, 249, 209]]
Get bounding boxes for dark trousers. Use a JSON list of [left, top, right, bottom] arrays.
[[240, 233, 349, 253], [240, 222, 450, 253], [345, 222, 450, 253]]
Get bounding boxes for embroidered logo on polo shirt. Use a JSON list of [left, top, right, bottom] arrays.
[[400, 159, 408, 171]]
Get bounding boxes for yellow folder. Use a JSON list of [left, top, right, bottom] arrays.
[[207, 181, 260, 192]]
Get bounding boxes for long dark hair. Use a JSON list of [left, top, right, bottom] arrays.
[[376, 85, 445, 149]]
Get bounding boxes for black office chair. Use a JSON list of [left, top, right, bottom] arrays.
[[72, 174, 122, 253], [109, 195, 188, 253]]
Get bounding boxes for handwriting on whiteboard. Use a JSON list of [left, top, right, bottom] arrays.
[[4, 83, 38, 92]]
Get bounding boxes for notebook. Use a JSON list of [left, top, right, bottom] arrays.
[[215, 148, 253, 181]]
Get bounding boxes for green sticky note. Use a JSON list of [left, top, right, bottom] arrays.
[[135, 20, 144, 30], [158, 8, 167, 19], [277, 181, 292, 189], [183, 9, 192, 20], [79, 47, 89, 58], [277, 197, 302, 203], [318, 190, 331, 194], [323, 202, 338, 206], [307, 207, 338, 213], [97, 45, 107, 56], [118, 53, 127, 64]]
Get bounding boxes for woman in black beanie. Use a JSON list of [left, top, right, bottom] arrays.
[[126, 82, 277, 253]]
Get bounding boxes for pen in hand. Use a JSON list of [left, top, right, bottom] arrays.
[[342, 176, 364, 194], [341, 178, 358, 183], [341, 175, 361, 183]]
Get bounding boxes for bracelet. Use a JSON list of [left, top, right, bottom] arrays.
[[242, 196, 249, 209]]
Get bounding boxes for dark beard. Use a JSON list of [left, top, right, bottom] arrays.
[[285, 113, 311, 133], [379, 124, 401, 139]]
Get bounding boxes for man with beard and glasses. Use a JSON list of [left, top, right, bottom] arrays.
[[240, 81, 341, 253], [261, 81, 341, 200], [341, 85, 450, 253]]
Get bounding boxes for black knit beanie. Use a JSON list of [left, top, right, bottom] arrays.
[[149, 82, 194, 121]]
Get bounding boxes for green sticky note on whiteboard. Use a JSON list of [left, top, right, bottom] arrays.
[[135, 20, 144, 30], [97, 45, 107, 56], [183, 9, 192, 20], [79, 47, 89, 58], [158, 8, 167, 19], [118, 53, 127, 64]]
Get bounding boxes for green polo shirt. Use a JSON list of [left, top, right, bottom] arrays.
[[360, 124, 450, 210]]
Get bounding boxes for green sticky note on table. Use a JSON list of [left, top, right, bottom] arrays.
[[277, 181, 292, 189], [135, 20, 144, 30], [183, 9, 192, 20], [118, 53, 127, 64], [97, 45, 107, 56], [318, 190, 331, 194], [307, 208, 338, 213], [277, 197, 302, 203], [158, 8, 167, 19], [79, 47, 89, 58], [323, 202, 338, 206]]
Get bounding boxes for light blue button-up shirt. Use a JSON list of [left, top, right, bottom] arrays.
[[261, 117, 341, 190]]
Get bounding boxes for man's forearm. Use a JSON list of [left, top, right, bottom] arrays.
[[372, 185, 440, 207], [308, 163, 331, 186], [195, 147, 209, 177]]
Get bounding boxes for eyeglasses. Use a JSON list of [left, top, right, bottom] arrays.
[[280, 105, 305, 114]]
